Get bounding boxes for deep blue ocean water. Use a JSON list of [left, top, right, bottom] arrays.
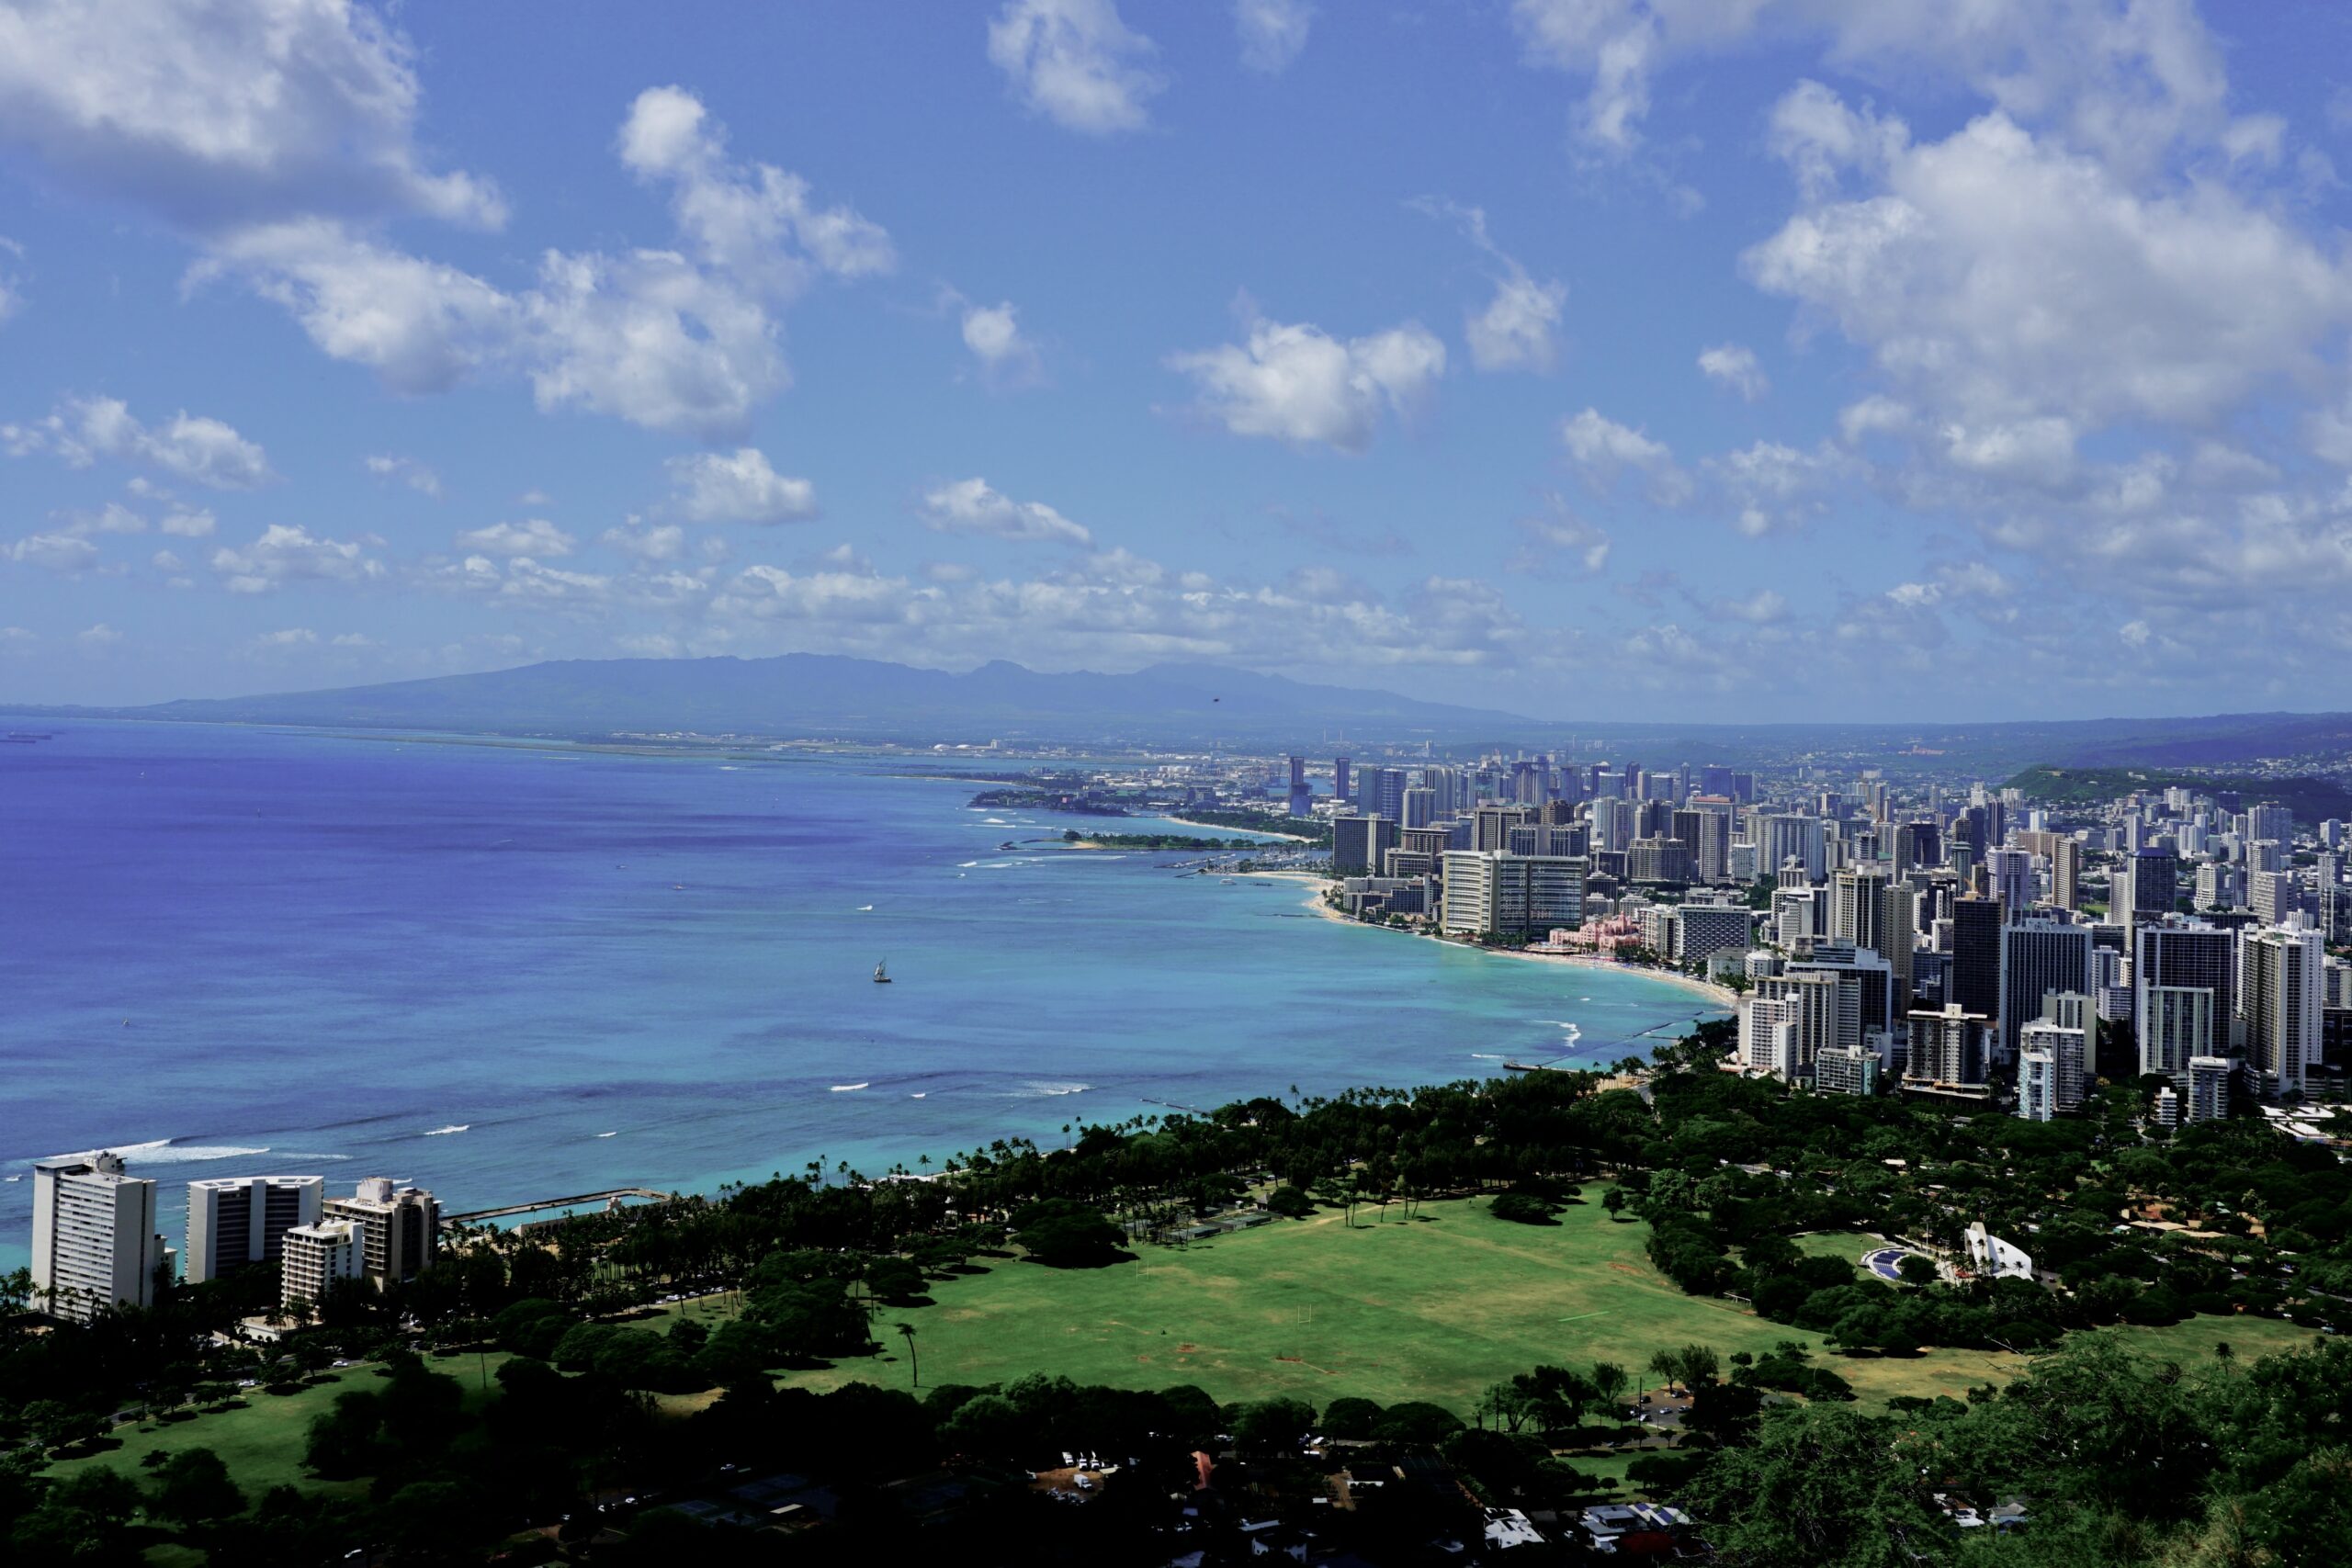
[[0, 722, 1724, 1271]]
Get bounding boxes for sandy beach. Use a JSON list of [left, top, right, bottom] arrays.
[[1244, 869, 1740, 1010]]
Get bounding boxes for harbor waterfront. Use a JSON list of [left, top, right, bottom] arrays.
[[0, 721, 1724, 1271]]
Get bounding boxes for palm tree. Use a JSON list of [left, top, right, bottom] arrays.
[[897, 1322, 920, 1386]]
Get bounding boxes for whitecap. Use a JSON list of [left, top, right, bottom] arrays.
[[1469, 1053, 1504, 1060], [69, 1139, 274, 1168], [857, 904, 875, 911], [596, 1131, 619, 1138], [831, 1082, 870, 1093], [909, 1092, 927, 1100], [424, 1123, 469, 1136], [718, 765, 738, 772], [1024, 1081, 1091, 1097], [958, 861, 980, 869]]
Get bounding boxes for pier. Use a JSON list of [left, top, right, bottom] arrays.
[[443, 1187, 675, 1224]]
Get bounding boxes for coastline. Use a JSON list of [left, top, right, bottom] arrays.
[[1245, 870, 1739, 1010]]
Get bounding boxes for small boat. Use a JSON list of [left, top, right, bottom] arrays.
[[874, 958, 893, 985]]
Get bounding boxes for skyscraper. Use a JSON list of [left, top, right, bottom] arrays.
[[322, 1179, 440, 1289], [2242, 920, 2324, 1097], [1907, 1004, 1989, 1088], [1332, 756, 1351, 806], [1951, 895, 2004, 1020], [187, 1174, 324, 1285], [1286, 755, 1310, 817], [31, 1152, 164, 1322], [1986, 848, 2035, 919], [2135, 919, 2234, 1077], [2050, 838, 2082, 911], [1998, 918, 2092, 1062]]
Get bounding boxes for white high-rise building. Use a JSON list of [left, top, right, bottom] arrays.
[[2242, 920, 2324, 1097], [187, 1175, 324, 1285], [2019, 1017, 2087, 1112], [2186, 1056, 2233, 1122], [2141, 985, 2216, 1084], [281, 1219, 366, 1309], [1986, 848, 2035, 918], [1438, 852, 1585, 940], [31, 1152, 164, 1322], [2018, 1050, 2058, 1122], [322, 1179, 441, 1289], [1997, 918, 2091, 1064]]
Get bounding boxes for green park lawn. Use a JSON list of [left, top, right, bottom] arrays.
[[768, 1192, 2316, 1415], [46, 1351, 512, 1503]]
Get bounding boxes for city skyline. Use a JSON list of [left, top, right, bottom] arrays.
[[6, 2, 2352, 718]]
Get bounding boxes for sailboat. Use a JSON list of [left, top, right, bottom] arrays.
[[874, 958, 893, 985]]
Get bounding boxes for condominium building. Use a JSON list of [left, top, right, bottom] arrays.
[[280, 1219, 366, 1309], [2242, 920, 2324, 1097], [1997, 918, 2091, 1064], [1813, 1040, 1879, 1097], [2018, 1017, 2087, 1112], [2186, 1056, 2233, 1122], [186, 1175, 324, 1285], [321, 1179, 441, 1288], [1331, 814, 1399, 875], [1907, 1005, 1990, 1089], [1672, 903, 1755, 965], [2018, 1050, 2058, 1122], [31, 1152, 164, 1322]]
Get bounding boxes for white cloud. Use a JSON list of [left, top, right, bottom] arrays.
[[1169, 313, 1445, 452], [4, 395, 274, 489], [1468, 272, 1567, 375], [0, 236, 20, 324], [6, 532, 98, 571], [210, 524, 384, 593], [1559, 407, 1690, 502], [365, 454, 444, 499], [76, 623, 120, 647], [961, 300, 1043, 388], [151, 549, 185, 572], [1234, 0, 1313, 73], [1419, 201, 1566, 374], [1697, 343, 1767, 400], [456, 519, 576, 558], [666, 447, 818, 525], [330, 632, 374, 648], [191, 91, 891, 439], [1509, 493, 1611, 575], [2120, 619, 2152, 648], [1507, 0, 2267, 173], [72, 502, 147, 536], [988, 0, 1164, 135], [0, 0, 502, 233], [256, 627, 318, 648], [920, 478, 1092, 547], [160, 507, 218, 538], [601, 524, 687, 562], [1744, 89, 2352, 431]]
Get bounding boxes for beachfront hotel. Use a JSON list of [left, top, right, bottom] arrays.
[[186, 1174, 324, 1284], [29, 1152, 168, 1322]]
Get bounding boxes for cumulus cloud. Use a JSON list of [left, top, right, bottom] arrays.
[[6, 532, 99, 572], [666, 447, 817, 525], [960, 300, 1043, 388], [4, 395, 274, 489], [160, 508, 218, 538], [920, 478, 1092, 547], [0, 0, 503, 233], [0, 237, 21, 324], [601, 523, 687, 562], [365, 453, 444, 499], [185, 90, 892, 438], [76, 623, 121, 647], [1697, 343, 1767, 400], [456, 519, 576, 558], [1559, 408, 1690, 502], [210, 524, 384, 593], [256, 626, 318, 648], [1744, 87, 2351, 432], [1169, 312, 1445, 452], [1508, 0, 2274, 171], [988, 0, 1164, 135], [1508, 493, 1611, 576], [1417, 201, 1566, 374], [1234, 0, 1313, 73]]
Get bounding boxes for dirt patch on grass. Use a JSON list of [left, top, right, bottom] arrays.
[[1608, 1262, 1644, 1276]]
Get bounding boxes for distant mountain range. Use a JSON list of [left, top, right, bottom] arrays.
[[10, 655, 2352, 769], [86, 656, 1543, 746]]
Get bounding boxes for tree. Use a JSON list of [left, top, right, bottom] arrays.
[[1601, 1188, 1629, 1222], [150, 1446, 245, 1529], [1006, 1198, 1125, 1268], [1231, 1396, 1317, 1454], [1896, 1253, 1939, 1288], [1680, 1404, 1942, 1568], [1589, 1360, 1630, 1408], [896, 1322, 920, 1388]]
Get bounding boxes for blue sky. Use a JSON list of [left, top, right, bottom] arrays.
[[3, 0, 2350, 720]]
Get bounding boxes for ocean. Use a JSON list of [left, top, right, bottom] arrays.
[[0, 721, 1724, 1270]]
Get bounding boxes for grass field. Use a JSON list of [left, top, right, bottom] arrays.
[[46, 1351, 513, 1500], [763, 1194, 2316, 1414]]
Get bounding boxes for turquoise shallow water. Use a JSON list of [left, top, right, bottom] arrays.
[[0, 722, 1723, 1270]]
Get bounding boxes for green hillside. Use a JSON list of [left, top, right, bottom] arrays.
[[2006, 765, 2352, 825]]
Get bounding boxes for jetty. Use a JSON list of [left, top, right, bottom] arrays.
[[444, 1187, 674, 1224]]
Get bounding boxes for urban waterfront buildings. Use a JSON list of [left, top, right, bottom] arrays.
[[29, 1153, 166, 1322], [186, 1174, 324, 1285]]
